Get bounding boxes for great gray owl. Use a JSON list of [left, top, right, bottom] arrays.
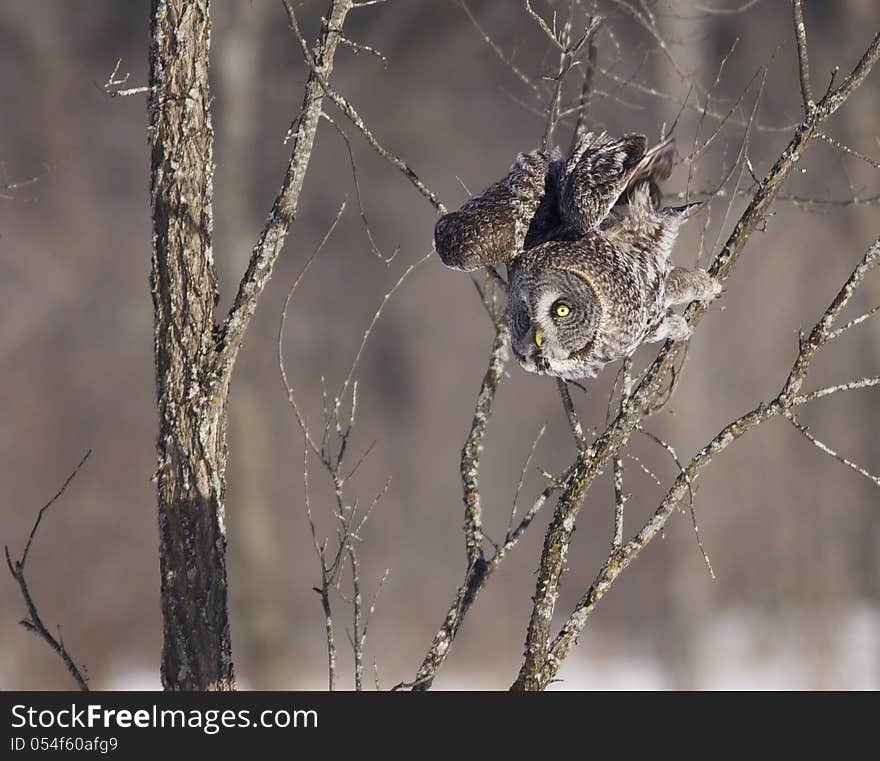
[[433, 131, 720, 380]]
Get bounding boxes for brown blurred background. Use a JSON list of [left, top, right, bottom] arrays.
[[1, 0, 878, 690]]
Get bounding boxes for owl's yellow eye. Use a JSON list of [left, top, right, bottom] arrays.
[[554, 302, 571, 318]]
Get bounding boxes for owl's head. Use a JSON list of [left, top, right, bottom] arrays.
[[507, 258, 603, 380]]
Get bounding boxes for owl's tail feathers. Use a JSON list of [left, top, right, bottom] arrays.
[[624, 177, 700, 221], [639, 136, 676, 182], [621, 183, 701, 247], [625, 136, 676, 209]]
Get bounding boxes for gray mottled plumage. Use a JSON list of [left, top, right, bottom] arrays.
[[509, 183, 717, 379], [435, 131, 720, 379]]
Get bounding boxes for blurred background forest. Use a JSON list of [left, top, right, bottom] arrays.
[[2, 0, 878, 690]]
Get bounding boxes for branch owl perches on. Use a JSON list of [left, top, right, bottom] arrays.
[[433, 132, 721, 380]]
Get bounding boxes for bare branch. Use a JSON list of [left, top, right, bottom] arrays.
[[6, 451, 92, 690], [637, 425, 712, 578], [691, 0, 765, 16], [321, 112, 399, 263], [280, 0, 446, 214], [503, 479, 561, 552], [509, 424, 547, 540], [557, 378, 587, 451], [525, 1, 567, 52], [827, 304, 880, 340], [820, 31, 880, 115], [303, 442, 337, 691], [791, 0, 814, 113], [545, 399, 776, 682], [348, 547, 364, 690], [216, 0, 354, 382], [462, 324, 510, 564], [781, 244, 880, 401], [336, 253, 432, 436], [793, 376, 880, 405], [401, 326, 577, 691], [816, 132, 880, 170], [348, 551, 388, 692], [539, 14, 603, 150], [776, 192, 880, 209], [339, 35, 388, 67], [786, 413, 880, 488], [594, 61, 798, 133], [571, 6, 599, 154], [103, 58, 150, 98], [612, 358, 633, 549], [278, 200, 348, 459], [459, 0, 541, 96]]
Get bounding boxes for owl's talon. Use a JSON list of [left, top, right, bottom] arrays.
[[658, 314, 692, 343]]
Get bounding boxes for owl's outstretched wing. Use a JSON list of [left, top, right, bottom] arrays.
[[560, 133, 675, 234], [434, 149, 559, 271]]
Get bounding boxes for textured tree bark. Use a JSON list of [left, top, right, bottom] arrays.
[[147, 0, 353, 690], [149, 0, 233, 691]]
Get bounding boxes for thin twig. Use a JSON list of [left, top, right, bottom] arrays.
[[509, 424, 547, 539], [462, 324, 510, 564], [303, 442, 337, 691], [612, 358, 632, 548], [103, 58, 151, 98], [348, 547, 364, 690], [637, 425, 713, 578], [459, 0, 541, 96], [321, 113, 399, 263], [785, 412, 880, 488], [792, 376, 880, 405], [278, 200, 348, 459]]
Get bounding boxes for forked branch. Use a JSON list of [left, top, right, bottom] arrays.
[[540, 236, 880, 689]]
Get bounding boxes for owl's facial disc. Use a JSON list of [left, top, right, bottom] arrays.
[[507, 266, 601, 377]]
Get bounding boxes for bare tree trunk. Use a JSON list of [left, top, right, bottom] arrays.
[[149, 0, 233, 691], [147, 0, 353, 690]]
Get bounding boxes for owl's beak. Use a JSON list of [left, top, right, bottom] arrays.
[[534, 328, 544, 348]]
